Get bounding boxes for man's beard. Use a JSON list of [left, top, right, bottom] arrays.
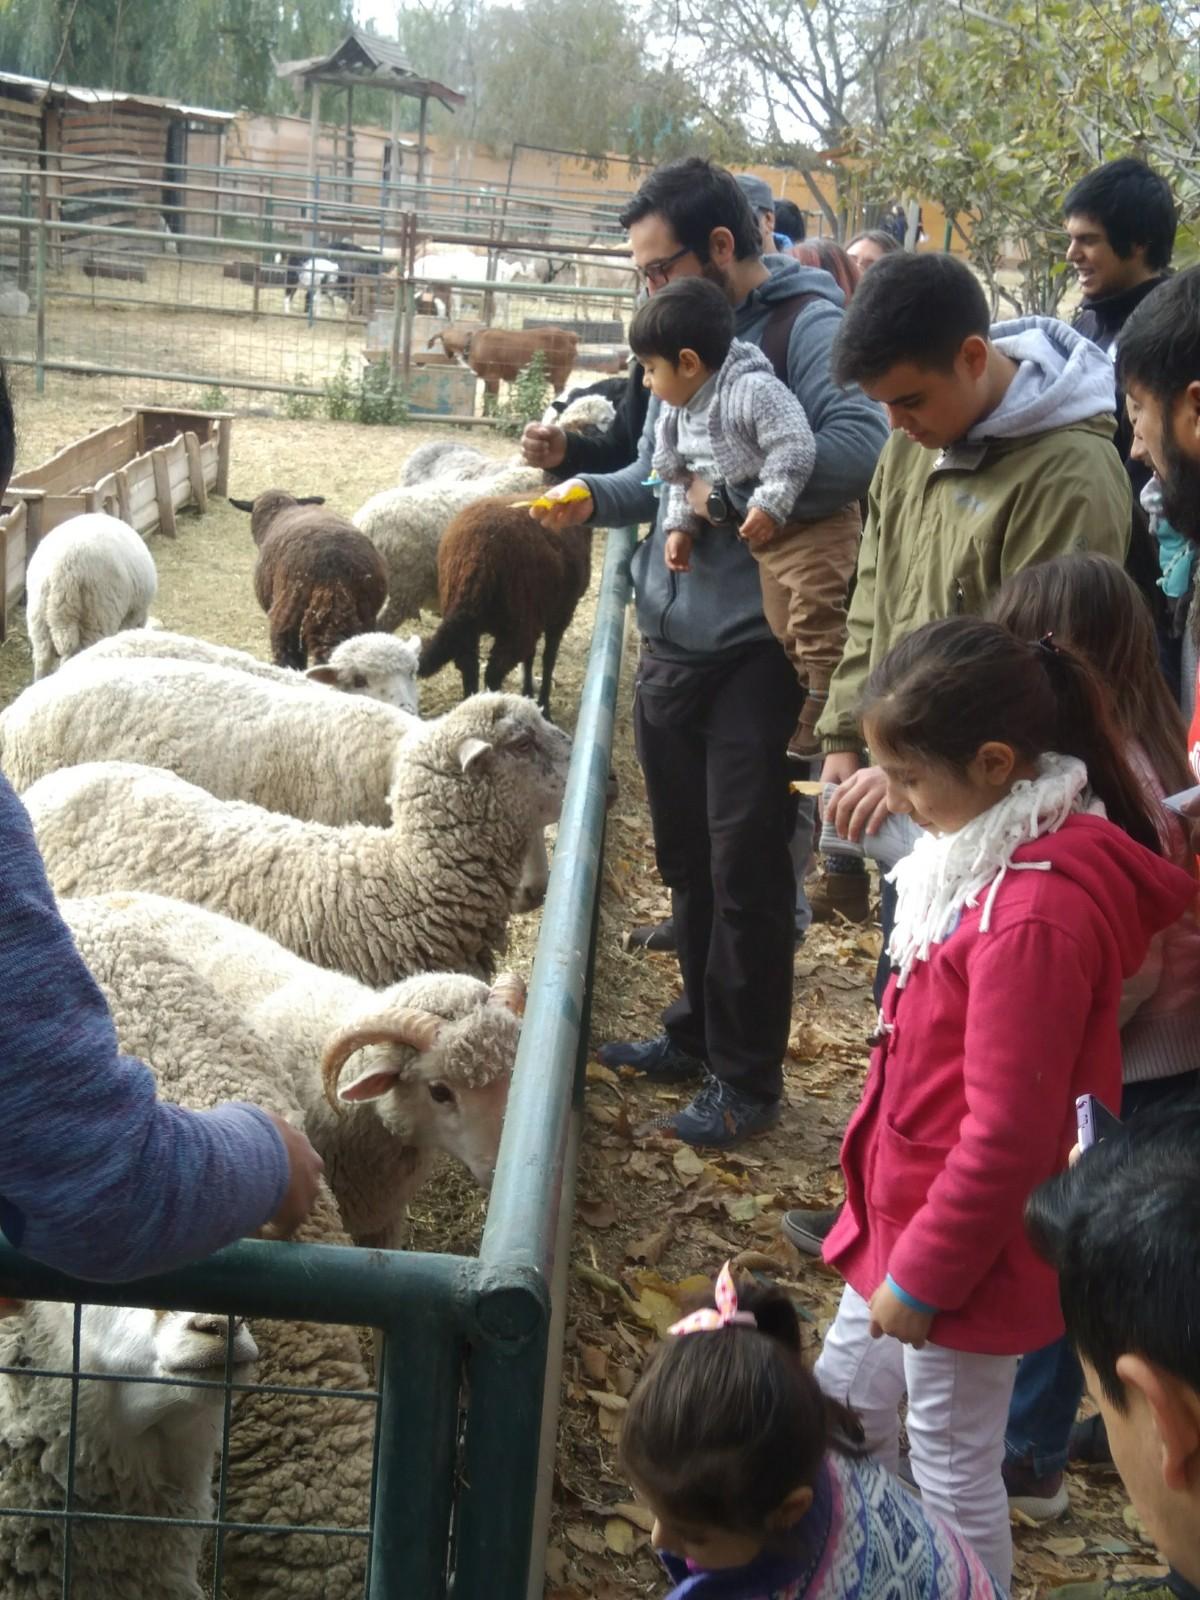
[[699, 258, 734, 300], [1158, 423, 1200, 546]]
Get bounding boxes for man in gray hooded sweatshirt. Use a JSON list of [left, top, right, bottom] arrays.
[[531, 157, 888, 1149]]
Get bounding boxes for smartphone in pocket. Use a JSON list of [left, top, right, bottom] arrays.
[[1075, 1093, 1122, 1152]]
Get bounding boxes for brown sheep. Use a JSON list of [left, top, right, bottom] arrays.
[[417, 497, 591, 721], [462, 327, 580, 397], [229, 489, 388, 670]]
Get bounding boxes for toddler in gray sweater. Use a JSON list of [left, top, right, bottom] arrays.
[[629, 277, 816, 574]]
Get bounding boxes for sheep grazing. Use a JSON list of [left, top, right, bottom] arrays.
[[78, 626, 423, 714], [464, 327, 580, 397], [27, 693, 572, 984], [0, 1300, 258, 1599], [228, 489, 388, 669], [419, 498, 592, 720], [352, 465, 543, 631], [24, 512, 157, 680]]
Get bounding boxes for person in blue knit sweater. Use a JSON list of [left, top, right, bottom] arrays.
[[0, 368, 323, 1283]]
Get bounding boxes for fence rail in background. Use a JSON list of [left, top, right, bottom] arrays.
[[0, 524, 637, 1599]]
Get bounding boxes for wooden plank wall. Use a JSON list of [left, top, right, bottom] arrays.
[[55, 103, 167, 255], [0, 95, 41, 283]]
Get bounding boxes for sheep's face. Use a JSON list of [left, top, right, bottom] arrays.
[[306, 633, 422, 713], [452, 698, 573, 831], [77, 1307, 257, 1438]]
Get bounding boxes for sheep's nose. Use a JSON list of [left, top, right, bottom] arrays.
[[186, 1313, 233, 1338]]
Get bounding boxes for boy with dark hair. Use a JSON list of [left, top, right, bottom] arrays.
[[1025, 1108, 1200, 1600], [1064, 157, 1176, 344], [528, 157, 887, 1148]]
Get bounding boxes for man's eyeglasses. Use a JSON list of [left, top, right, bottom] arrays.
[[638, 245, 691, 288]]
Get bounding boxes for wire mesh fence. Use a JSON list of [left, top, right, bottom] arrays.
[[0, 146, 638, 416]]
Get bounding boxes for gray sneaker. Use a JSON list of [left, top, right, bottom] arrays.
[[781, 1204, 842, 1256]]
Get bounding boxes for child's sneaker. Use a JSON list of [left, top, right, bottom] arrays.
[[1001, 1458, 1070, 1522]]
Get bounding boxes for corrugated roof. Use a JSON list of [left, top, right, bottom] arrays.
[[274, 27, 465, 110], [0, 70, 235, 121]]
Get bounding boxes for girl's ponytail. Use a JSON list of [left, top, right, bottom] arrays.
[[1034, 637, 1162, 854], [862, 617, 1164, 856]]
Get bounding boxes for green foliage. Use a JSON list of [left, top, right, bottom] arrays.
[[321, 354, 410, 426], [280, 388, 319, 420], [489, 350, 552, 439], [196, 384, 229, 411]]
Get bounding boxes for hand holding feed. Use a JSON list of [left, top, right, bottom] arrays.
[[526, 480, 594, 528], [829, 765, 890, 841], [519, 422, 567, 470], [738, 506, 778, 549]]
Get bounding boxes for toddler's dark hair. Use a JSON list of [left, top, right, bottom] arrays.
[[860, 616, 1163, 855], [628, 278, 735, 374], [620, 1277, 862, 1534]]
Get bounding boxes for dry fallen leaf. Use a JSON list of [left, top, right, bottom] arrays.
[[587, 1389, 629, 1413], [580, 1344, 609, 1382], [610, 1501, 656, 1533], [578, 1198, 618, 1230], [672, 1146, 706, 1185], [626, 1225, 671, 1266], [565, 1523, 607, 1556], [586, 1062, 622, 1088], [611, 1363, 637, 1397], [545, 1545, 569, 1585], [1044, 1536, 1087, 1558], [604, 1517, 636, 1556]]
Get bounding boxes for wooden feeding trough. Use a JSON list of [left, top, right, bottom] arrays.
[[1, 406, 233, 642]]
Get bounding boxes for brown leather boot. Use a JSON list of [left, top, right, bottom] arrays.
[[807, 866, 871, 924], [787, 691, 826, 762]]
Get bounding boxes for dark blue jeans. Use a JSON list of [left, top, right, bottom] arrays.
[[1005, 1069, 1200, 1474]]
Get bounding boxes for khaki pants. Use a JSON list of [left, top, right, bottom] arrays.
[[754, 501, 862, 747]]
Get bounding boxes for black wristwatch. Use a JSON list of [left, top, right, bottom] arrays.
[[706, 483, 731, 524]]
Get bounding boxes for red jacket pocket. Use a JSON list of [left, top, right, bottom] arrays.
[[868, 1116, 952, 1225]]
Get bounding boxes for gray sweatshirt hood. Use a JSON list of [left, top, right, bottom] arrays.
[[737, 252, 847, 317], [967, 315, 1117, 442]]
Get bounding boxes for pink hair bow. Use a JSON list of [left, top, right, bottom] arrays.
[[668, 1262, 757, 1337]]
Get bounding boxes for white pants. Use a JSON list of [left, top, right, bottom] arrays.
[[814, 1284, 1019, 1589]]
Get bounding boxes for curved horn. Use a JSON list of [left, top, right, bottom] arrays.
[[487, 972, 526, 1016], [320, 1009, 444, 1110]]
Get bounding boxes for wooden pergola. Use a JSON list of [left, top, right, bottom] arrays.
[[275, 27, 465, 198]]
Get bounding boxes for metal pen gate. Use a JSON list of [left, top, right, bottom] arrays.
[[0, 525, 637, 1598]]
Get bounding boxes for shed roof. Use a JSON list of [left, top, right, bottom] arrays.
[[274, 27, 465, 110], [0, 70, 234, 121]]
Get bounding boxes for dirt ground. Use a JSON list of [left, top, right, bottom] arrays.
[[0, 394, 1158, 1600]]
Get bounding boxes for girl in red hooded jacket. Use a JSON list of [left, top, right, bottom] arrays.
[[813, 616, 1196, 1590]]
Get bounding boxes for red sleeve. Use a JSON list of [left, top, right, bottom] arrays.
[[887, 918, 1102, 1312]]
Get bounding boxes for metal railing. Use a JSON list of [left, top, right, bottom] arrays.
[[0, 524, 637, 1599]]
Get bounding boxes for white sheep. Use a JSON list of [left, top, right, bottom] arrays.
[[56, 893, 525, 1597], [25, 512, 157, 680], [77, 626, 423, 714], [398, 440, 494, 487], [353, 465, 542, 631], [0, 1300, 258, 1599], [28, 692, 572, 984]]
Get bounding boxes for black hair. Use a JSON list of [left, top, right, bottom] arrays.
[[618, 157, 762, 265], [1026, 1103, 1200, 1408], [860, 615, 1163, 855], [1063, 158, 1176, 272], [773, 198, 806, 243], [0, 359, 13, 487], [846, 228, 902, 256], [832, 252, 989, 386], [1117, 266, 1198, 407], [620, 1276, 863, 1534], [628, 278, 735, 372]]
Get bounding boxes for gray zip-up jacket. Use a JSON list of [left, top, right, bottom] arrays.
[[581, 256, 888, 659]]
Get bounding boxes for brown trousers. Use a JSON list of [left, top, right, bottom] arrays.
[[754, 501, 862, 700]]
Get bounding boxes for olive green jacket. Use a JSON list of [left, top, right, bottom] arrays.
[[817, 414, 1131, 753]]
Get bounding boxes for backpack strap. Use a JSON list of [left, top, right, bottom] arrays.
[[758, 290, 822, 382]]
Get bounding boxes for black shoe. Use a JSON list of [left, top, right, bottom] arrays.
[[622, 916, 676, 953], [1068, 1412, 1112, 1467], [595, 1032, 706, 1083], [781, 1204, 842, 1256], [654, 1073, 781, 1148]]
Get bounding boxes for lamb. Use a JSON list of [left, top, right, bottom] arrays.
[[464, 326, 580, 397], [55, 899, 524, 1598], [227, 489, 388, 668], [77, 625, 422, 713], [27, 692, 572, 984], [275, 251, 343, 315], [352, 464, 542, 631], [24, 512, 157, 680], [0, 1301, 258, 1599], [419, 498, 592, 720]]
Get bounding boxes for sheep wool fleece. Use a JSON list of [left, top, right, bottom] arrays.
[[0, 771, 288, 1281], [653, 339, 817, 535], [656, 1450, 1002, 1600]]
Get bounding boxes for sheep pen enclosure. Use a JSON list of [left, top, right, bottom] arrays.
[[0, 394, 1151, 1598]]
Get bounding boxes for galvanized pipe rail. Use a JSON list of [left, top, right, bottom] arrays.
[[0, 524, 637, 1598]]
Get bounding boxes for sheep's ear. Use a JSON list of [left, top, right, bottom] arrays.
[[457, 736, 494, 775], [296, 495, 326, 506], [228, 497, 255, 512], [305, 665, 340, 687], [337, 1062, 402, 1103]]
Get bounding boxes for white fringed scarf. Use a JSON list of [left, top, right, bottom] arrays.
[[886, 752, 1099, 989]]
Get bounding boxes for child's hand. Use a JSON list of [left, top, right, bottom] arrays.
[[868, 1281, 933, 1348], [665, 530, 693, 572], [738, 506, 778, 549]]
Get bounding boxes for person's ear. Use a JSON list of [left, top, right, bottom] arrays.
[[677, 348, 702, 379], [972, 740, 1018, 789], [1174, 383, 1200, 456], [959, 334, 990, 382], [766, 1484, 814, 1532], [707, 226, 736, 267], [1116, 1354, 1200, 1493]]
